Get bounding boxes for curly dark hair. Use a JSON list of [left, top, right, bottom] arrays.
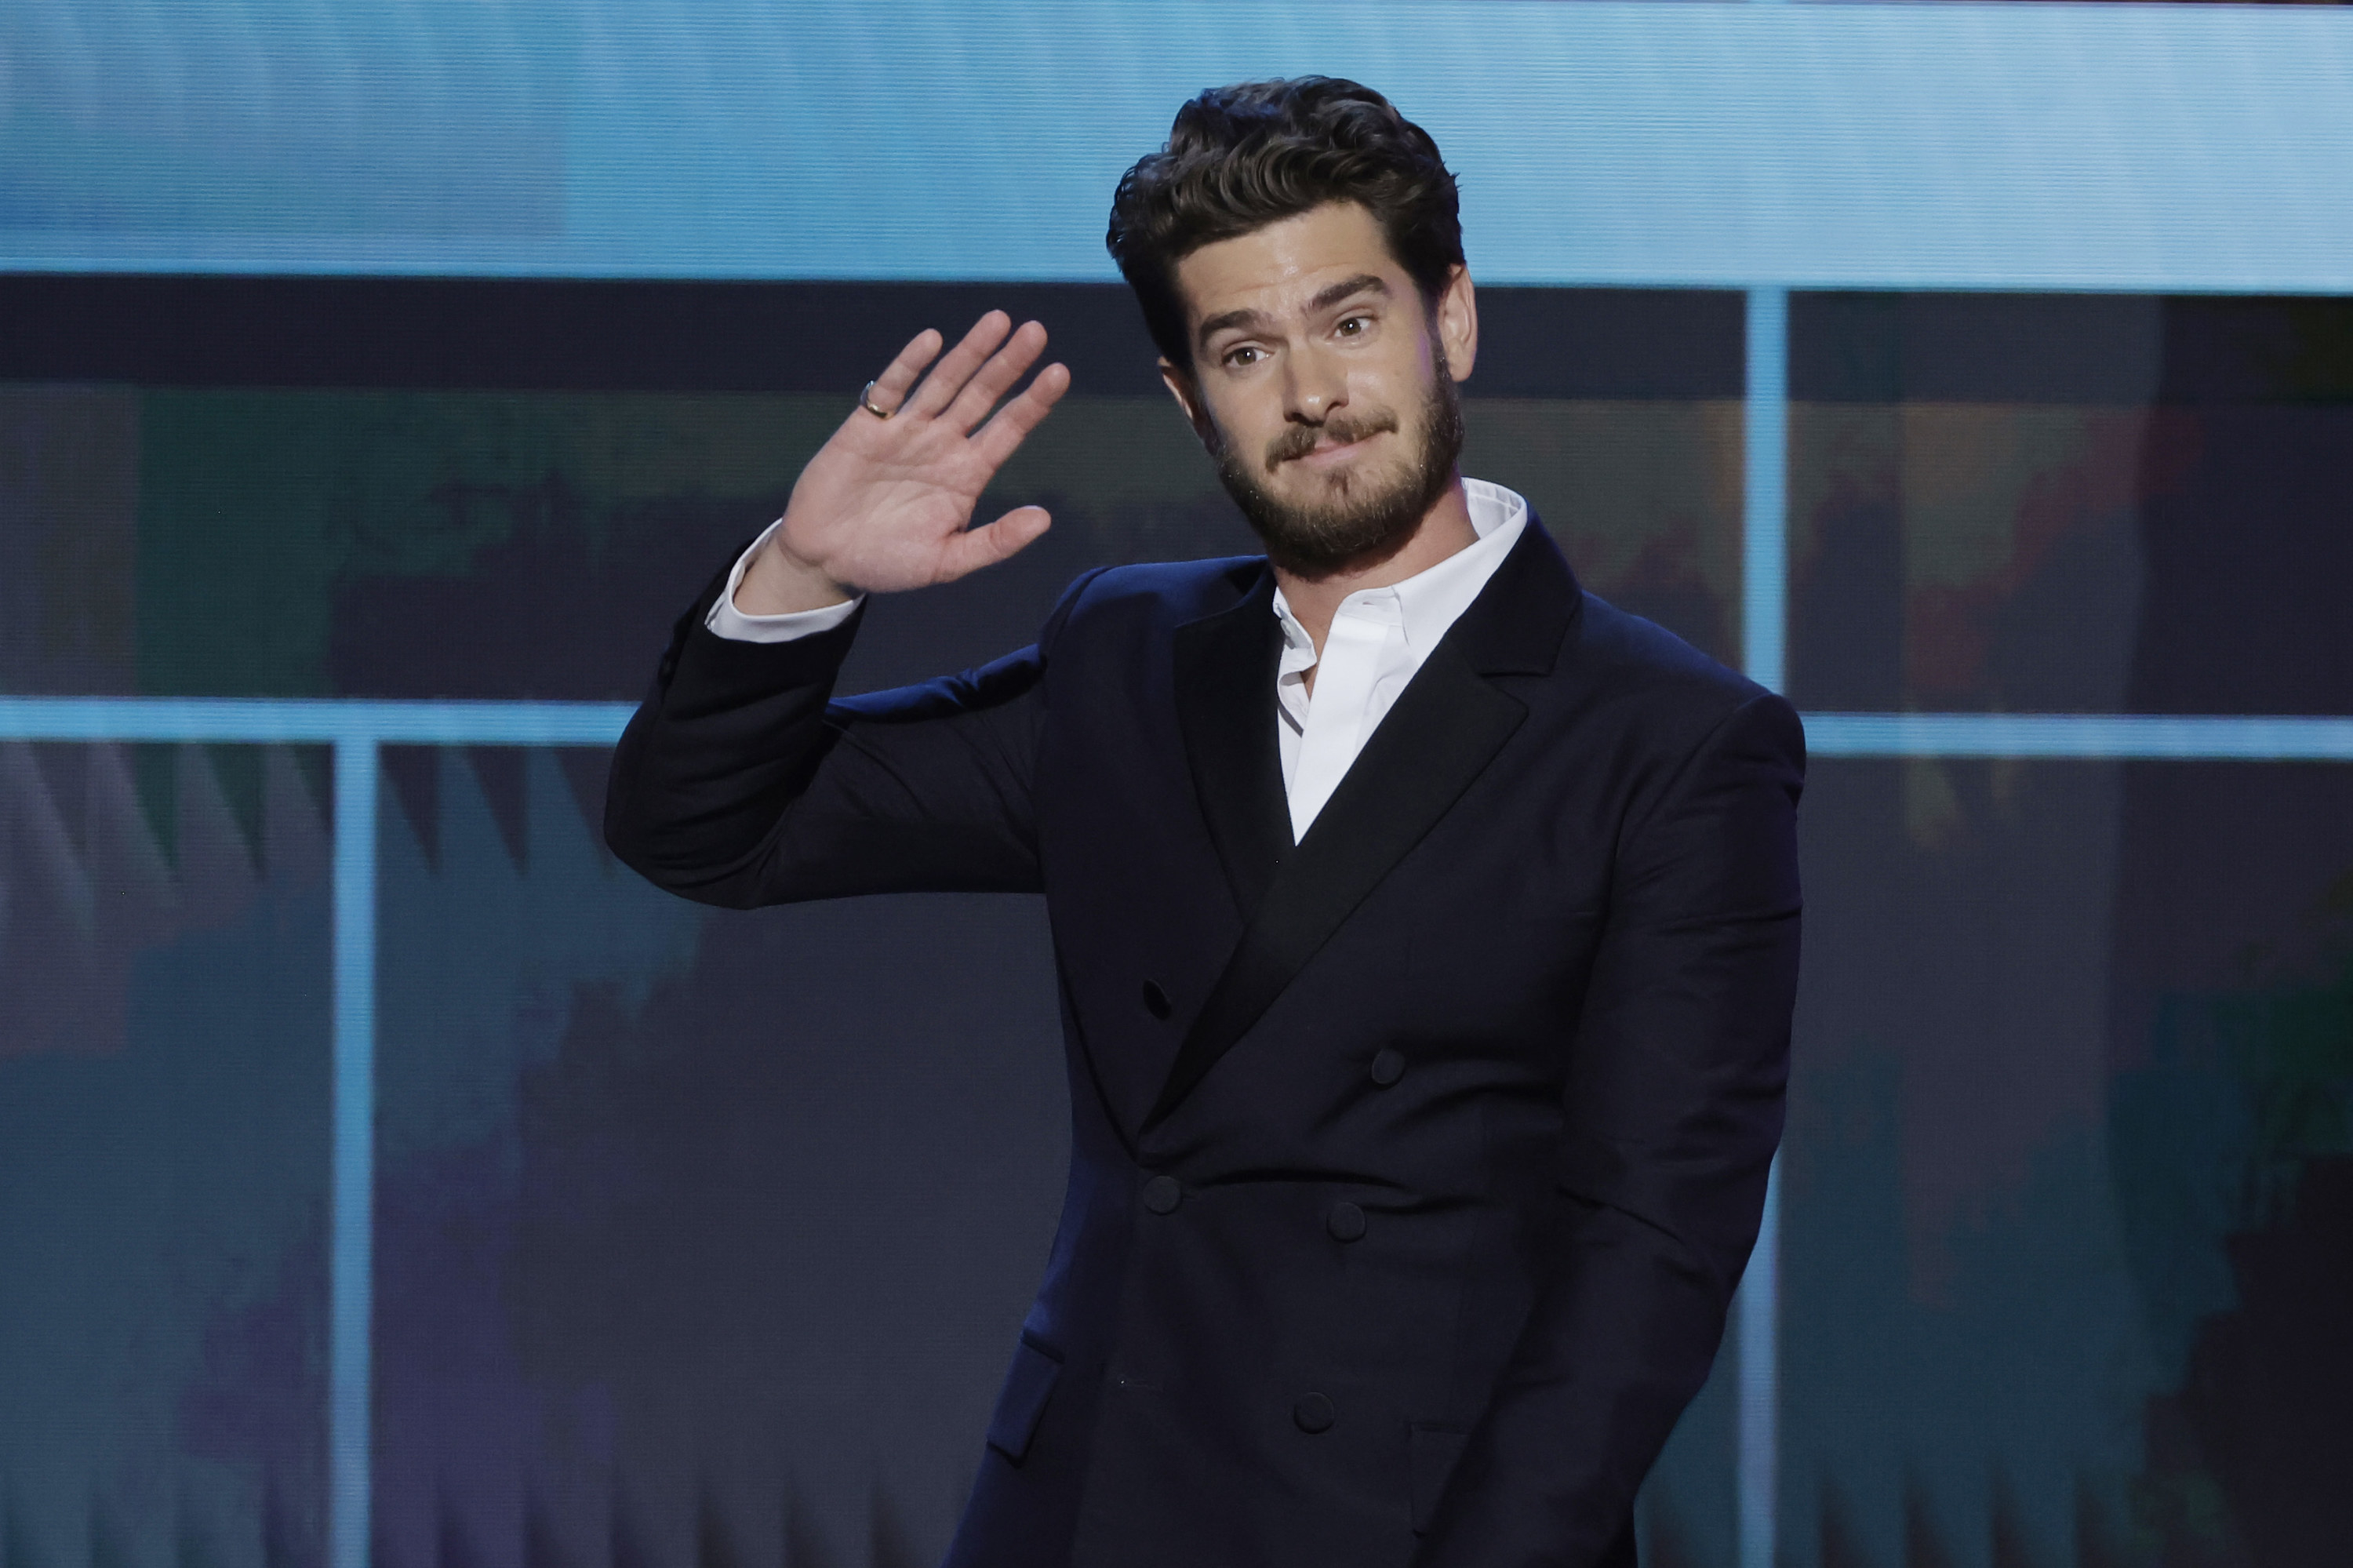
[[1106, 77, 1464, 370]]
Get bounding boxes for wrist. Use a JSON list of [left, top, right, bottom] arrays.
[[735, 529, 852, 616]]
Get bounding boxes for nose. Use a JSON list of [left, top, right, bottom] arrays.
[[1283, 340, 1349, 424]]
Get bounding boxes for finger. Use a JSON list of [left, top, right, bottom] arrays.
[[936, 505, 1052, 582], [943, 318, 1049, 434], [863, 328, 943, 416], [970, 361, 1071, 471], [905, 311, 1013, 419]]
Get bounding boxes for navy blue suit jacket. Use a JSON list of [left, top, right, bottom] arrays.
[[606, 516, 1804, 1568]]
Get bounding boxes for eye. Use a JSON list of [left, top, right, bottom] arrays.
[[1337, 315, 1370, 336], [1224, 344, 1263, 368]]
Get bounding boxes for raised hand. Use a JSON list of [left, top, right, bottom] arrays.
[[735, 311, 1071, 614]]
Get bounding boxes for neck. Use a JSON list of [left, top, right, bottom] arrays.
[[1273, 473, 1477, 656]]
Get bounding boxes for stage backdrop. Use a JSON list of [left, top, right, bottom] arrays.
[[5, 7, 2353, 1568]]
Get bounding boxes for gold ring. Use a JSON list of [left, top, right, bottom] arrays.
[[860, 380, 895, 420]]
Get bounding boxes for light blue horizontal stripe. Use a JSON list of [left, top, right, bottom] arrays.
[[0, 697, 634, 746], [1806, 713, 2353, 762], [8, 698, 2353, 761], [5, 2, 2353, 291]]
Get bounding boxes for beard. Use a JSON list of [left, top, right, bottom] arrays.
[[1209, 346, 1467, 581]]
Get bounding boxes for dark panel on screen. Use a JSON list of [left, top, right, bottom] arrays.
[[1791, 293, 2353, 406], [0, 280, 1749, 713], [1787, 751, 2353, 1567], [1787, 293, 2353, 715]]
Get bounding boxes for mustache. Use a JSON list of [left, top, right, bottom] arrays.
[[1261, 409, 1401, 471]]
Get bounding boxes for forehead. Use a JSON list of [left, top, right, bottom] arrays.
[[1173, 202, 1407, 326]]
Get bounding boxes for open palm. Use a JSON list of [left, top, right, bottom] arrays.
[[763, 311, 1071, 603]]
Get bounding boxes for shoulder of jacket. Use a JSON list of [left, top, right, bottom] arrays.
[[1569, 590, 1780, 731], [1058, 555, 1264, 631]]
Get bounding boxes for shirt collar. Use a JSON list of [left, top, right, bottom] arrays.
[[1272, 478, 1529, 670]]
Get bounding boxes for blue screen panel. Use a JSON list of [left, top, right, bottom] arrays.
[[5, 0, 2353, 289]]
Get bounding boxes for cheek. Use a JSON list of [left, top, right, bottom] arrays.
[[1370, 342, 1435, 407], [1206, 385, 1282, 454]]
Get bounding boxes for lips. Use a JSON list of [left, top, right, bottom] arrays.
[[1299, 433, 1375, 464], [1264, 413, 1401, 471], [1284, 430, 1391, 472]]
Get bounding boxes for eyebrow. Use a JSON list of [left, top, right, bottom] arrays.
[[1194, 274, 1391, 352]]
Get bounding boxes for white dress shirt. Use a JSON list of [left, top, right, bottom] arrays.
[[708, 478, 1530, 841], [1271, 478, 1525, 838]]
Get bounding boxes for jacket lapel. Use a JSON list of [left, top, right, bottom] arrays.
[[1172, 566, 1293, 920], [1146, 519, 1582, 1133]]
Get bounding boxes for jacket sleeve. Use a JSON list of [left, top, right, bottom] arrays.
[[1415, 690, 1806, 1567], [603, 546, 1106, 908]]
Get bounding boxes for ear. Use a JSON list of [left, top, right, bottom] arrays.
[[1435, 264, 1478, 383], [1159, 357, 1217, 447]]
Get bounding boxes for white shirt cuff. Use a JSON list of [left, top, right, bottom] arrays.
[[704, 518, 863, 643]]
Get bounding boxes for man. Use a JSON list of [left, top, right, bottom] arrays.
[[608, 77, 1802, 1568]]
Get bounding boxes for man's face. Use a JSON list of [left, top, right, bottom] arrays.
[[1162, 201, 1478, 580]]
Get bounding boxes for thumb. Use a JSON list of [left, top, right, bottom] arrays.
[[939, 505, 1052, 581]]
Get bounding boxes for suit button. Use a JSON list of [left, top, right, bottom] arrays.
[[1326, 1202, 1366, 1242], [1293, 1392, 1335, 1433], [1369, 1049, 1406, 1086], [1142, 1174, 1182, 1214], [1141, 980, 1173, 1020]]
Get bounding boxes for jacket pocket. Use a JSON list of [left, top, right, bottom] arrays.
[[1409, 1423, 1471, 1535], [984, 1332, 1064, 1464]]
